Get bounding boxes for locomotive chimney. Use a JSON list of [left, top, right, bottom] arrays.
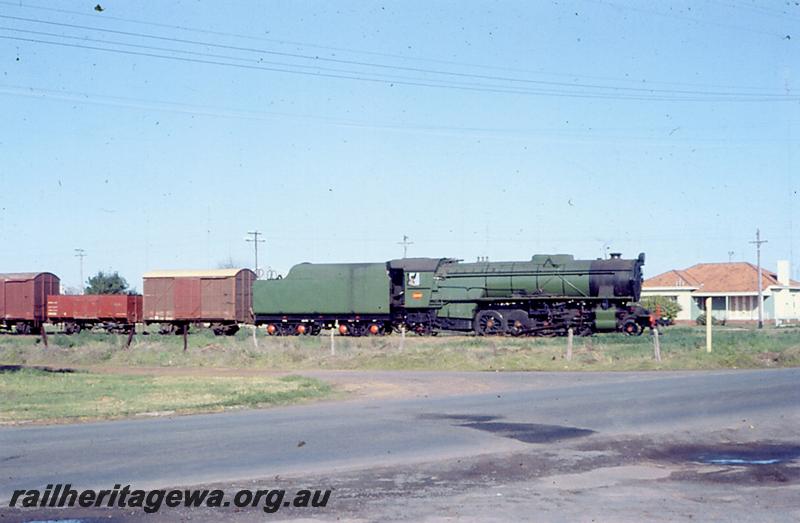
[[609, 252, 622, 259]]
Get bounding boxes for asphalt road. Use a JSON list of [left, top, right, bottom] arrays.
[[2, 369, 799, 521]]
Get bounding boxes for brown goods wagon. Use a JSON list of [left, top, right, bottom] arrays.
[[47, 294, 142, 334], [142, 268, 255, 335], [0, 272, 60, 334]]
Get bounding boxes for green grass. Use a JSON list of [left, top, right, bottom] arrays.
[[0, 369, 331, 423], [1, 325, 799, 372]]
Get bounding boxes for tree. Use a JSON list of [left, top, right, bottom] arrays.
[[639, 295, 682, 323], [85, 271, 129, 295]]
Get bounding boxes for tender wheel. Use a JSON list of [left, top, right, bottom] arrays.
[[15, 322, 32, 335], [621, 319, 643, 336], [474, 310, 506, 336], [348, 323, 366, 337], [413, 323, 432, 336]]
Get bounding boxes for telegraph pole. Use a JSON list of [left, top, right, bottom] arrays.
[[245, 231, 265, 277], [74, 248, 86, 294], [749, 229, 767, 329], [728, 251, 735, 263], [398, 235, 413, 258]]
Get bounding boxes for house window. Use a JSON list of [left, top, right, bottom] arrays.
[[731, 296, 756, 312], [696, 297, 726, 311]]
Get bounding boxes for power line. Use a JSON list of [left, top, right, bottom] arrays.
[[749, 229, 768, 329], [245, 231, 265, 277], [398, 235, 413, 259], [74, 248, 86, 294], [3, 33, 797, 103], [580, 0, 791, 39], [9, 24, 664, 97], [0, 0, 788, 93], [5, 83, 795, 147], [0, 14, 795, 101]]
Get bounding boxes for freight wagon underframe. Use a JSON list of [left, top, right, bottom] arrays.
[[145, 320, 241, 336]]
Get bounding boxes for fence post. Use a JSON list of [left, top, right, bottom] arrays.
[[705, 296, 712, 353], [566, 327, 573, 361], [125, 325, 135, 349], [182, 324, 188, 352], [399, 325, 406, 352], [40, 324, 48, 348], [252, 325, 259, 348], [330, 323, 336, 356], [653, 327, 661, 362]]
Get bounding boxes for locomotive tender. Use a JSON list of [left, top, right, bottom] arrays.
[[253, 253, 653, 336]]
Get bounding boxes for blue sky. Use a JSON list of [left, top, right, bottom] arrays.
[[0, 0, 797, 290]]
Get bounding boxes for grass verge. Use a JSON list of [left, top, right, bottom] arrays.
[[0, 326, 799, 372], [0, 369, 331, 424]]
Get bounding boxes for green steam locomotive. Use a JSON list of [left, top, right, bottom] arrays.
[[253, 253, 653, 336]]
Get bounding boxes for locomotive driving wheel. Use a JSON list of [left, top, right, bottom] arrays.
[[474, 310, 506, 336]]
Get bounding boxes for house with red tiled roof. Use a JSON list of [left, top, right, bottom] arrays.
[[642, 260, 800, 324]]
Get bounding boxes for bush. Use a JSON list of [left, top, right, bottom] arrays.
[[639, 296, 682, 323], [696, 313, 726, 326]]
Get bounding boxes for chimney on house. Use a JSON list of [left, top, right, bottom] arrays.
[[777, 260, 790, 286]]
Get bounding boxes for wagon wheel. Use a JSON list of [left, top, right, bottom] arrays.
[[473, 310, 506, 336]]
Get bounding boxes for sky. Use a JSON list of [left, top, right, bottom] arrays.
[[0, 0, 798, 291]]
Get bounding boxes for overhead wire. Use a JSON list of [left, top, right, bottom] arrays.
[[579, 0, 792, 39], [0, 0, 784, 92], [2, 83, 793, 146], [0, 13, 795, 101], [9, 33, 795, 102]]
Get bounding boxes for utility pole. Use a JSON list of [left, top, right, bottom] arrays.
[[398, 235, 413, 258], [728, 251, 734, 263], [245, 231, 265, 277], [74, 248, 86, 294], [749, 229, 768, 329]]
